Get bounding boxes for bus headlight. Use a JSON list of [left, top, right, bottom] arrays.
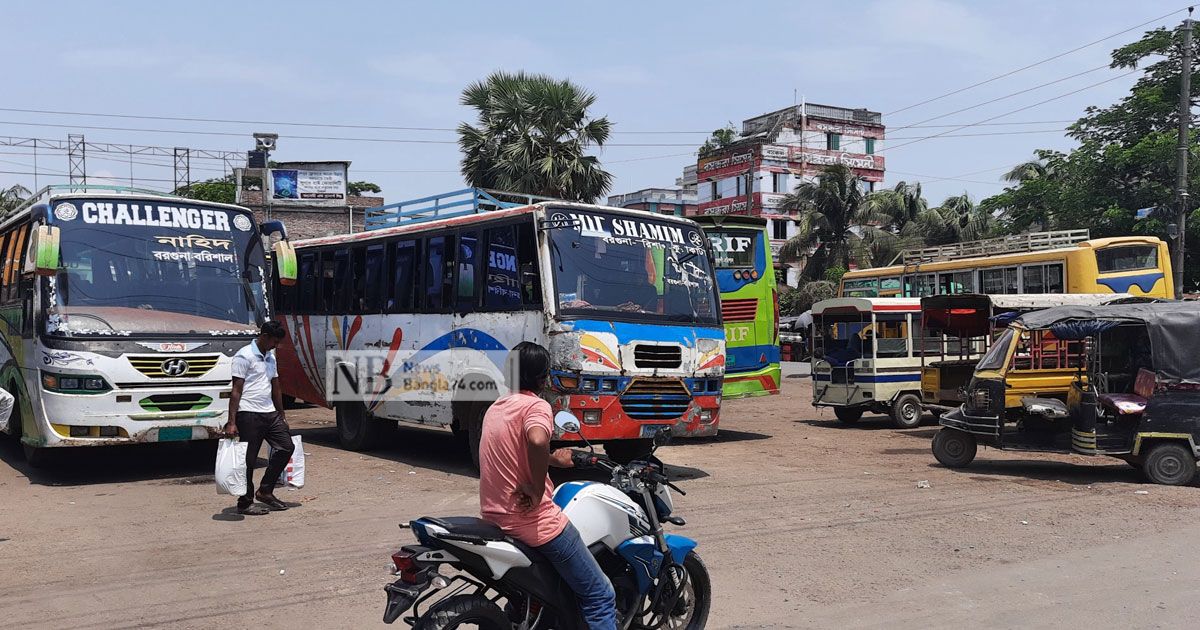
[[42, 371, 111, 394]]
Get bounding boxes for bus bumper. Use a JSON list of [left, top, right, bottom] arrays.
[[26, 385, 230, 448], [550, 392, 721, 440], [723, 365, 781, 399]]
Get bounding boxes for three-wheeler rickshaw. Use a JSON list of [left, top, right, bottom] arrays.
[[932, 301, 1200, 485], [919, 294, 1133, 416], [811, 298, 928, 428]]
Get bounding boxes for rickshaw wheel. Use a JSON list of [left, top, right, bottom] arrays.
[[932, 428, 977, 468], [1142, 442, 1198, 486], [890, 394, 924, 429], [834, 407, 864, 424]]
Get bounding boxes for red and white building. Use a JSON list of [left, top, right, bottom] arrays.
[[689, 103, 885, 275]]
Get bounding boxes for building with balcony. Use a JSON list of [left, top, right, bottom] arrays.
[[691, 103, 885, 273], [606, 187, 697, 216]]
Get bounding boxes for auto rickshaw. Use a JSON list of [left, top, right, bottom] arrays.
[[811, 298, 928, 428], [919, 294, 1134, 416], [932, 301, 1200, 485]]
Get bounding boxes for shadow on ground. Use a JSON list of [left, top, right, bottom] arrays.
[[797, 416, 940, 431], [294, 423, 477, 479], [0, 436, 220, 487], [933, 457, 1152, 487]]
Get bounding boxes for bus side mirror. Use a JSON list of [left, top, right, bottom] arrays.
[[26, 225, 60, 276], [260, 219, 288, 241], [273, 241, 298, 286]]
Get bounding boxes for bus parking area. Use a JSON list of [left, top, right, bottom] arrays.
[[1, 370, 1198, 629]]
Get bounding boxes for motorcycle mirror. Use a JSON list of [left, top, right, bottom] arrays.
[[553, 411, 581, 436]]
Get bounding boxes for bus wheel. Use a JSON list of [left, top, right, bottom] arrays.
[[834, 407, 863, 424], [1142, 442, 1197, 486], [466, 405, 486, 471], [890, 394, 924, 429], [22, 444, 47, 468], [336, 402, 391, 451], [932, 428, 977, 468]]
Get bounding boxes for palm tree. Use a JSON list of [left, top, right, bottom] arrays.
[[778, 164, 892, 278], [1003, 159, 1052, 183], [919, 193, 995, 245], [458, 71, 613, 202], [864, 181, 927, 231]]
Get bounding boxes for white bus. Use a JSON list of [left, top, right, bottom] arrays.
[[273, 189, 726, 464], [0, 185, 296, 464]]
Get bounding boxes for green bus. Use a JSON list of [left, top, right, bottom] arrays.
[[695, 216, 781, 397]]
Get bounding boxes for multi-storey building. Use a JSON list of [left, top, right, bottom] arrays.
[[690, 103, 885, 268], [606, 187, 698, 216]]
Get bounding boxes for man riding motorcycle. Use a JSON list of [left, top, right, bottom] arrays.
[[478, 342, 617, 630]]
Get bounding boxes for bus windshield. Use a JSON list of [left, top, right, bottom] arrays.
[[548, 208, 719, 325], [705, 227, 760, 268], [48, 199, 266, 336]]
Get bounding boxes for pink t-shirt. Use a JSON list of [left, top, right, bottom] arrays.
[[478, 392, 569, 547]]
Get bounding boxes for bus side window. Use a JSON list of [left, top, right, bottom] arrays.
[[484, 225, 521, 309], [7, 224, 28, 302], [299, 253, 317, 313], [328, 249, 349, 312], [516, 221, 542, 307], [363, 244, 384, 313], [348, 247, 366, 313], [0, 230, 11, 302], [425, 236, 446, 311], [457, 230, 480, 312], [389, 239, 419, 313]]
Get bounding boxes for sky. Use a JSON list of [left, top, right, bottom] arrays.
[[0, 0, 1193, 207]]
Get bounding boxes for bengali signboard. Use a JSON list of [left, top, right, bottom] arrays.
[[269, 161, 349, 207]]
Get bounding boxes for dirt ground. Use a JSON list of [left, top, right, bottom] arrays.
[[1, 370, 1199, 629]]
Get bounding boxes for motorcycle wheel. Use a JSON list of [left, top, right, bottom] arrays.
[[663, 551, 712, 630], [412, 594, 510, 630]]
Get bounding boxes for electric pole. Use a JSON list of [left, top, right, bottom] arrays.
[[1175, 8, 1193, 299]]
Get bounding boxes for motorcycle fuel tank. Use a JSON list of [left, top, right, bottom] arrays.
[[554, 481, 653, 550]]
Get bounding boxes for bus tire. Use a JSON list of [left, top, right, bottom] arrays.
[[465, 404, 487, 471], [336, 402, 391, 451], [890, 393, 924, 429], [5, 385, 21, 438], [1141, 442, 1197, 486], [22, 444, 47, 468], [932, 428, 977, 468], [834, 407, 863, 424]]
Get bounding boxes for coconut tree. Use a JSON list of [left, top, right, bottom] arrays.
[[0, 184, 31, 213], [458, 71, 613, 202], [918, 193, 995, 245], [778, 164, 892, 278]]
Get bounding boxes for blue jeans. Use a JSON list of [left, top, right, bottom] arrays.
[[536, 522, 617, 630]]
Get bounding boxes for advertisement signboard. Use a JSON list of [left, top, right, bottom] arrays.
[[269, 162, 349, 206]]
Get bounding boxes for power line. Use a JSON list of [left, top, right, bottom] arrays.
[[885, 5, 1189, 116], [0, 105, 711, 135], [889, 64, 1111, 133], [880, 69, 1139, 154]]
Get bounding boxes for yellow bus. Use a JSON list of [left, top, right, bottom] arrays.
[[839, 230, 1173, 299]]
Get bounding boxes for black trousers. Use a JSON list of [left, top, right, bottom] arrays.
[[236, 411, 293, 506]]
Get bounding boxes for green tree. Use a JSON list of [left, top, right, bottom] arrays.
[[175, 176, 237, 205], [778, 164, 891, 278], [458, 71, 612, 202], [699, 124, 737, 154], [921, 194, 996, 245], [347, 181, 382, 196], [0, 184, 32, 213]]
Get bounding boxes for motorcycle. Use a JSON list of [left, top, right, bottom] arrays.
[[381, 411, 711, 629]]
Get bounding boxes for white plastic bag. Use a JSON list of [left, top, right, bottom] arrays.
[[215, 438, 248, 496], [271, 435, 305, 488]]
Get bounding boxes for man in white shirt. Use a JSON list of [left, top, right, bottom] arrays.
[[224, 321, 293, 515]]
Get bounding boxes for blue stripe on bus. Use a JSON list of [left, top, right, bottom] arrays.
[[566, 319, 722, 346], [725, 344, 780, 373], [812, 373, 921, 383], [409, 328, 509, 368], [1096, 272, 1163, 293]]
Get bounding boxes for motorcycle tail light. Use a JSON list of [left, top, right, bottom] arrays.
[[391, 550, 422, 583]]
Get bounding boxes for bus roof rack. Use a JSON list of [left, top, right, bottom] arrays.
[[896, 229, 1091, 265], [5, 184, 179, 221], [362, 187, 563, 231]]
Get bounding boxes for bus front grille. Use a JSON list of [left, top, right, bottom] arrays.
[[721, 298, 758, 321], [620, 379, 691, 420], [139, 393, 214, 413], [634, 345, 682, 369], [128, 355, 220, 379]]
